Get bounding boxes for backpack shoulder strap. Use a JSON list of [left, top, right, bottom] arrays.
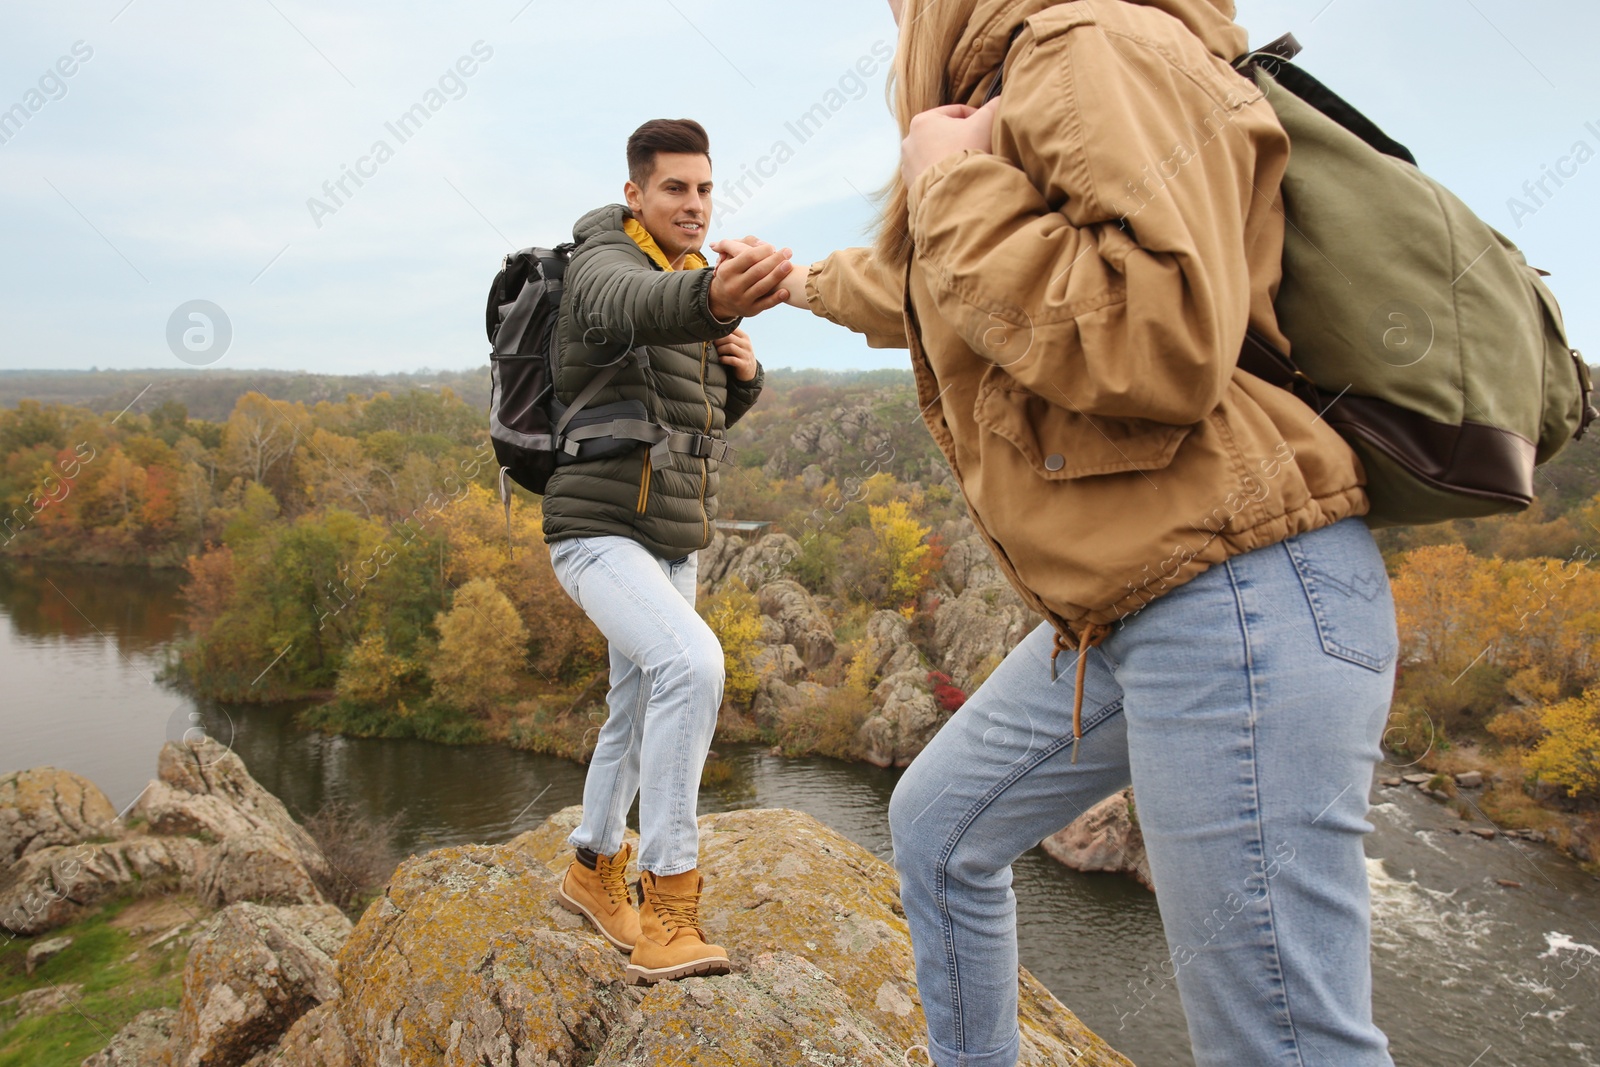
[[1234, 35, 1417, 166], [554, 351, 634, 440], [1232, 32, 1303, 70]]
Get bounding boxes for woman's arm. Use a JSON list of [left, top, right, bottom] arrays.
[[798, 247, 909, 349], [905, 19, 1289, 426], [714, 236, 909, 349]]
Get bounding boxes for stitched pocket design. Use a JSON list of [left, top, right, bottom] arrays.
[[1283, 531, 1398, 672], [973, 367, 1192, 479]]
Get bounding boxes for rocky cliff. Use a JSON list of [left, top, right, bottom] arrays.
[[1, 742, 334, 939], [5, 742, 1134, 1066], [702, 520, 1042, 769]]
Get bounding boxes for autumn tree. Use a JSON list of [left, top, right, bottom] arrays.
[[1391, 544, 1501, 674], [172, 435, 216, 553], [336, 630, 417, 707], [177, 506, 380, 700], [180, 544, 236, 640], [701, 578, 764, 707], [223, 392, 303, 486], [868, 499, 932, 609], [294, 427, 388, 518], [1495, 557, 1600, 693], [1524, 688, 1600, 799], [428, 577, 529, 712], [434, 483, 603, 680]]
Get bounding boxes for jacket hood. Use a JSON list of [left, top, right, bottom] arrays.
[[572, 204, 709, 270], [573, 203, 630, 247], [950, 0, 1248, 101]]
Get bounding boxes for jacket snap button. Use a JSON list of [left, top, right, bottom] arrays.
[[1044, 453, 1065, 472]]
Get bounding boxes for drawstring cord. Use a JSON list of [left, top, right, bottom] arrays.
[[498, 466, 515, 562], [1050, 622, 1111, 764]]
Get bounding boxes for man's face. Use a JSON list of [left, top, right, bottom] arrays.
[[623, 152, 714, 265]]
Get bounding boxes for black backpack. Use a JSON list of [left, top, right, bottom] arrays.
[[484, 244, 734, 555]]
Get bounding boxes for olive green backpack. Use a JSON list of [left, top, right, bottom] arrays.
[[1234, 35, 1596, 527]]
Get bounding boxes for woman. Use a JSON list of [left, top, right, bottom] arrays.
[[745, 0, 1400, 1063]]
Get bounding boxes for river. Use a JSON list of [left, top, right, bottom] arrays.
[[2, 557, 1598, 1067]]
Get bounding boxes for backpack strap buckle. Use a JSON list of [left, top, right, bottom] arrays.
[[1233, 31, 1302, 73], [667, 432, 734, 462]]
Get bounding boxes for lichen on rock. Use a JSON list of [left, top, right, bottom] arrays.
[[68, 795, 1132, 1065], [0, 767, 118, 864]]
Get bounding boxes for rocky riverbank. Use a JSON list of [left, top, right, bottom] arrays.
[[696, 523, 1038, 769], [2, 739, 1132, 1066], [302, 522, 1039, 773]]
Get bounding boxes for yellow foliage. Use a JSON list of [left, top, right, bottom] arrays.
[[1506, 667, 1560, 707], [435, 484, 604, 679], [337, 630, 415, 706], [859, 472, 901, 507], [428, 577, 529, 712], [1495, 556, 1600, 690], [1393, 545, 1600, 694], [223, 391, 306, 484], [1525, 687, 1600, 798], [294, 428, 386, 517], [1391, 544, 1500, 673], [842, 640, 877, 695], [702, 578, 764, 707], [434, 483, 546, 600], [869, 499, 931, 608], [1486, 704, 1545, 751]]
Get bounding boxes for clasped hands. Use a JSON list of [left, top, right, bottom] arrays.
[[705, 95, 997, 344], [705, 236, 789, 382]]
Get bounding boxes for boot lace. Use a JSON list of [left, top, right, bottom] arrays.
[[595, 853, 631, 907], [649, 885, 704, 934]]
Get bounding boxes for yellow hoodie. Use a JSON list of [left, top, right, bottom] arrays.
[[622, 217, 708, 272]]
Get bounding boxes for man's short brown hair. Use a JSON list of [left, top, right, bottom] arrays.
[[627, 119, 711, 186]]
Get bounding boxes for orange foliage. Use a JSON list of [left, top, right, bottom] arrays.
[[181, 545, 236, 638], [1391, 544, 1500, 673]]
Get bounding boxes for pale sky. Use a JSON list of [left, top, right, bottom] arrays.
[[1, 0, 1595, 375]]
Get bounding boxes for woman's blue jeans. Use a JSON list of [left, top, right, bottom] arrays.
[[889, 517, 1398, 1067], [548, 535, 724, 876]]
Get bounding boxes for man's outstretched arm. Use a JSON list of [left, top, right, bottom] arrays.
[[565, 238, 796, 349]]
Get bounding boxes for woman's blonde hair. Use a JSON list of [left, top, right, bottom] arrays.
[[875, 0, 983, 268]]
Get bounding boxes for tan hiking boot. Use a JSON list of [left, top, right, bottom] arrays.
[[625, 869, 731, 985], [557, 842, 640, 953]]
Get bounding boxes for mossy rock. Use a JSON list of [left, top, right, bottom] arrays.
[[331, 807, 1130, 1065]]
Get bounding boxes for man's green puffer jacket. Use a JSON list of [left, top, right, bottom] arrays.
[[541, 204, 764, 559]]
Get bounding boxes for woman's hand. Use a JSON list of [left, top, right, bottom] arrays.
[[715, 238, 811, 310], [714, 328, 758, 382], [901, 98, 999, 188], [707, 236, 793, 321]]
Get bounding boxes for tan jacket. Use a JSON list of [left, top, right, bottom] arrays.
[[808, 0, 1367, 644]]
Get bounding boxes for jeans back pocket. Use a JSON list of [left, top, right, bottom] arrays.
[[1283, 520, 1398, 672]]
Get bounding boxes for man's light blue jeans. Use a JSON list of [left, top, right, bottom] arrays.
[[889, 517, 1398, 1067], [548, 534, 724, 876]]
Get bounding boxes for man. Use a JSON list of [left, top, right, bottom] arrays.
[[545, 117, 796, 985]]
